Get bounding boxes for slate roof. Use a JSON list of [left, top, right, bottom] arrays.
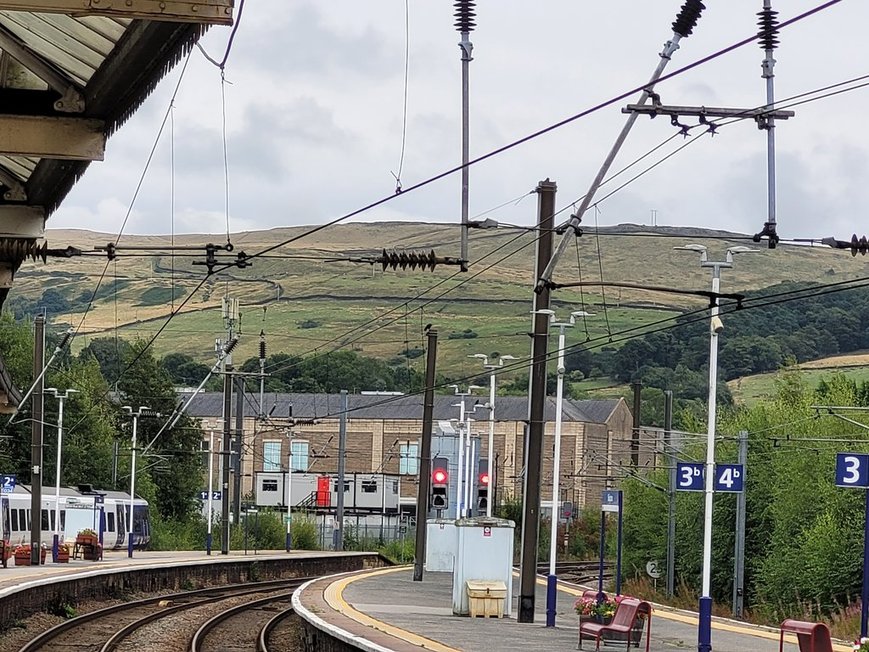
[[181, 391, 622, 425]]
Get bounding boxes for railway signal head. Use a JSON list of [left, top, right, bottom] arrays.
[[431, 457, 449, 511], [476, 459, 489, 515]]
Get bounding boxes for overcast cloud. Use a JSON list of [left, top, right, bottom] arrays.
[[49, 1, 869, 247]]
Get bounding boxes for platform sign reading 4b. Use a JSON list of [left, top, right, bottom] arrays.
[[714, 464, 744, 493], [676, 463, 704, 491], [1, 474, 15, 494], [836, 453, 869, 488]]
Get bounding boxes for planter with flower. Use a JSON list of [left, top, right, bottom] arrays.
[[75, 528, 98, 547], [854, 637, 869, 652], [13, 543, 47, 566], [55, 542, 70, 563], [575, 595, 617, 641]]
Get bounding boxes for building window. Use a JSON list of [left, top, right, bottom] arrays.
[[262, 479, 278, 492], [361, 480, 378, 493], [399, 442, 419, 475], [263, 441, 282, 472], [291, 441, 309, 472]]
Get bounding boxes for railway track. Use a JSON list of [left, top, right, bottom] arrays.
[[17, 578, 310, 652], [533, 561, 612, 586]]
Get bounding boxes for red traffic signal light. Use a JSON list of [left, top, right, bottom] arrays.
[[433, 468, 448, 485], [479, 472, 489, 486]]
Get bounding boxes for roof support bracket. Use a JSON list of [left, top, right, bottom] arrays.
[[0, 26, 84, 112], [0, 164, 26, 201]]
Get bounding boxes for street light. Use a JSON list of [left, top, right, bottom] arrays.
[[44, 387, 77, 562], [534, 309, 593, 627], [469, 353, 517, 517], [676, 244, 754, 652], [450, 384, 482, 518], [122, 405, 152, 559], [285, 429, 295, 553]]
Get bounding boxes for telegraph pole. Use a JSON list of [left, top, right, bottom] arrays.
[[518, 179, 556, 623], [631, 381, 642, 466], [732, 430, 748, 617], [221, 363, 233, 555], [29, 314, 45, 565], [233, 373, 244, 523], [336, 389, 348, 551], [664, 390, 676, 597], [413, 327, 438, 582]]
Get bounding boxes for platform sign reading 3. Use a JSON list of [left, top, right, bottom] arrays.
[[676, 463, 704, 491], [835, 453, 869, 488]]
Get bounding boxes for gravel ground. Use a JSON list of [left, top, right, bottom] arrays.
[[264, 613, 305, 652]]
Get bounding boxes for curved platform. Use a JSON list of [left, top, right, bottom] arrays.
[[296, 566, 853, 652]]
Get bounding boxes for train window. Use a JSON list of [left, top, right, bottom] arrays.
[[10, 509, 17, 531], [49, 511, 55, 531], [60, 511, 66, 530], [361, 480, 378, 493], [107, 512, 115, 532], [333, 481, 350, 492], [42, 510, 49, 530], [262, 479, 278, 492], [26, 509, 31, 530]]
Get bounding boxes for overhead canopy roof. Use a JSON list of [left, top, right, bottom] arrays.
[[0, 1, 234, 306]]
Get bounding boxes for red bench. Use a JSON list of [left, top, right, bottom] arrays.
[[579, 597, 652, 652], [779, 619, 833, 652]]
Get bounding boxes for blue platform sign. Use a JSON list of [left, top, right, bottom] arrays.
[[676, 463, 704, 491], [95, 495, 105, 505], [836, 453, 869, 488], [199, 490, 209, 501], [1, 474, 16, 494], [601, 490, 621, 512], [714, 464, 744, 492]]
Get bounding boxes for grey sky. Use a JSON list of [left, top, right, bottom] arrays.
[[50, 1, 869, 246]]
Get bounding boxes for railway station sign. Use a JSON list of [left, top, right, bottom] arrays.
[[714, 464, 744, 492], [601, 490, 621, 512], [676, 463, 704, 491], [199, 490, 222, 501], [1, 474, 15, 493], [835, 453, 869, 488]]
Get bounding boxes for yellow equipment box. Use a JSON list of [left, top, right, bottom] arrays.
[[466, 580, 507, 618]]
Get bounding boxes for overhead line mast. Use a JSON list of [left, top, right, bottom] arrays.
[[753, 1, 782, 248], [455, 0, 476, 272]]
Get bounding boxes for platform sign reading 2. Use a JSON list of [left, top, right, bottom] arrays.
[[0, 474, 15, 494], [836, 453, 869, 488], [676, 463, 704, 491]]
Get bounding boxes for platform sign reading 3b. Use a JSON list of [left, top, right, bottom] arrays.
[[676, 463, 704, 491], [835, 453, 869, 488]]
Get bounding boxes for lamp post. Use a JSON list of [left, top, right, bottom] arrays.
[[450, 384, 482, 518], [534, 309, 593, 627], [206, 424, 216, 555], [676, 244, 754, 652], [45, 388, 77, 562], [122, 405, 152, 559], [469, 354, 517, 517], [285, 428, 297, 552]]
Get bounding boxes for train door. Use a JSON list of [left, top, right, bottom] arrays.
[[0, 497, 8, 542]]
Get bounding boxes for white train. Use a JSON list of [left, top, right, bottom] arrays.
[[1, 484, 150, 549]]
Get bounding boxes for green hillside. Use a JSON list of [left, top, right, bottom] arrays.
[[7, 222, 869, 377]]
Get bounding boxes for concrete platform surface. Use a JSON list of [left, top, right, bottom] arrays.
[[0, 549, 370, 597], [328, 567, 849, 652]]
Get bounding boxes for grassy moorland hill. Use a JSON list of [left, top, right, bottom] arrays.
[[9, 222, 869, 376], [729, 353, 869, 406]]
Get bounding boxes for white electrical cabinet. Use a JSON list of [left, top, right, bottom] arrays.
[[451, 517, 515, 617], [425, 519, 457, 572]]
